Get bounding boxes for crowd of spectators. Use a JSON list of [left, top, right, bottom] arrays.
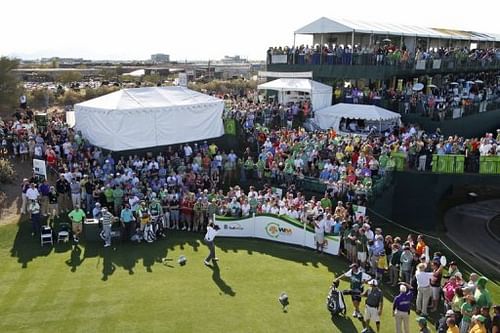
[[267, 43, 500, 67], [1, 93, 499, 332]]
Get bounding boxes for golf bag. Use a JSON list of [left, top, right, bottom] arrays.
[[143, 223, 156, 243], [327, 280, 346, 317], [151, 215, 166, 238]]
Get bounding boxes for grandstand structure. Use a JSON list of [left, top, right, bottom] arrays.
[[266, 17, 500, 82]]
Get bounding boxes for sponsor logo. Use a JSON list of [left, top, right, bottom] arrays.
[[265, 222, 292, 238], [223, 223, 244, 231], [228, 223, 244, 231]]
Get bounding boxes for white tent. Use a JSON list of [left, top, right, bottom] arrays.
[[314, 103, 400, 131], [75, 87, 224, 151], [257, 78, 332, 110]]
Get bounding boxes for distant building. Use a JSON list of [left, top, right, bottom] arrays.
[[221, 55, 247, 64], [151, 53, 170, 64]]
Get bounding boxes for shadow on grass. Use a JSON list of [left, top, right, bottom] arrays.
[[330, 315, 358, 333], [215, 237, 346, 277], [207, 261, 236, 296]]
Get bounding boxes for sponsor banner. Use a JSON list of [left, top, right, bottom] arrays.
[[432, 59, 442, 69], [33, 159, 47, 179], [216, 217, 253, 237], [254, 216, 304, 246], [258, 71, 313, 79], [271, 54, 288, 64], [214, 215, 340, 255], [304, 231, 340, 256], [415, 60, 426, 70], [352, 205, 366, 220]]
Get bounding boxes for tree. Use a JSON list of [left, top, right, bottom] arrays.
[[56, 71, 82, 85], [0, 57, 21, 115], [27, 89, 55, 110]]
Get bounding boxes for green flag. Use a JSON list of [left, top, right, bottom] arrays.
[[224, 119, 236, 135]]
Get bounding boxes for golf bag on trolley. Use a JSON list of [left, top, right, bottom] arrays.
[[143, 223, 156, 243], [326, 280, 346, 317], [151, 214, 167, 238]]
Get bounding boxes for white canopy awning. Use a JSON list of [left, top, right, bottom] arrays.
[[295, 17, 499, 42], [314, 103, 401, 130], [75, 87, 224, 151], [257, 78, 332, 110]]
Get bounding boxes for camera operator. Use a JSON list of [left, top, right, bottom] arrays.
[[334, 263, 372, 318]]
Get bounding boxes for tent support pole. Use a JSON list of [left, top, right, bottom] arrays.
[[351, 31, 355, 65], [320, 34, 323, 65]]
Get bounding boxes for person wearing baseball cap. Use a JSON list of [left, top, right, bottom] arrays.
[[416, 316, 429, 333], [469, 315, 487, 333], [393, 282, 413, 333], [334, 263, 372, 319], [360, 279, 383, 333], [436, 309, 456, 333]]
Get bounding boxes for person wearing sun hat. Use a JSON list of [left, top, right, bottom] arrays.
[[416, 316, 430, 333], [469, 314, 487, 333], [474, 276, 492, 309]]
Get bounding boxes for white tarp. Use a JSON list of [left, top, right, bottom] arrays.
[[314, 103, 401, 131], [257, 78, 332, 110], [74, 87, 224, 151]]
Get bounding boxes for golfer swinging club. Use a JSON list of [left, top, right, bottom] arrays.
[[204, 221, 220, 266]]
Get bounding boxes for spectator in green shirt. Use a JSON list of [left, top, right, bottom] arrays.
[[68, 204, 86, 243], [474, 277, 492, 309], [112, 185, 124, 215], [104, 185, 114, 211], [320, 193, 332, 210]]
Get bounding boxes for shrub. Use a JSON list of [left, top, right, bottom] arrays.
[[0, 159, 15, 184]]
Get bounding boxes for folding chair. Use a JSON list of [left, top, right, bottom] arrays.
[[41, 226, 53, 246], [57, 223, 71, 243]]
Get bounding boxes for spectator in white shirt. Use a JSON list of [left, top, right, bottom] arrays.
[[26, 183, 40, 201], [415, 263, 434, 316]]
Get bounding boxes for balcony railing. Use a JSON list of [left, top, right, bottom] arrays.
[[267, 52, 500, 72]]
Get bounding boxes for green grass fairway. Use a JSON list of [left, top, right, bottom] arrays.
[[1, 219, 496, 333]]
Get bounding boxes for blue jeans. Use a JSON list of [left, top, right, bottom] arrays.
[[86, 195, 94, 214]]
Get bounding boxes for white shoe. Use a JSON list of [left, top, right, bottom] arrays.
[[213, 257, 219, 261], [187, 228, 191, 232], [104, 243, 111, 247], [181, 226, 186, 231], [204, 260, 210, 266], [352, 311, 357, 317]]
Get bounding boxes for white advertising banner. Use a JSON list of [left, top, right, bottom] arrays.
[[33, 159, 47, 179], [415, 60, 426, 70], [304, 231, 341, 256], [271, 54, 288, 64], [216, 216, 254, 238], [253, 215, 305, 246], [432, 59, 442, 69], [214, 215, 340, 255]]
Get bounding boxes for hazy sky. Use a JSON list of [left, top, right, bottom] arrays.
[[1, 0, 499, 61]]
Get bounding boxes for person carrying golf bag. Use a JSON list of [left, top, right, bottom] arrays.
[[334, 263, 372, 319], [327, 280, 347, 317]]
